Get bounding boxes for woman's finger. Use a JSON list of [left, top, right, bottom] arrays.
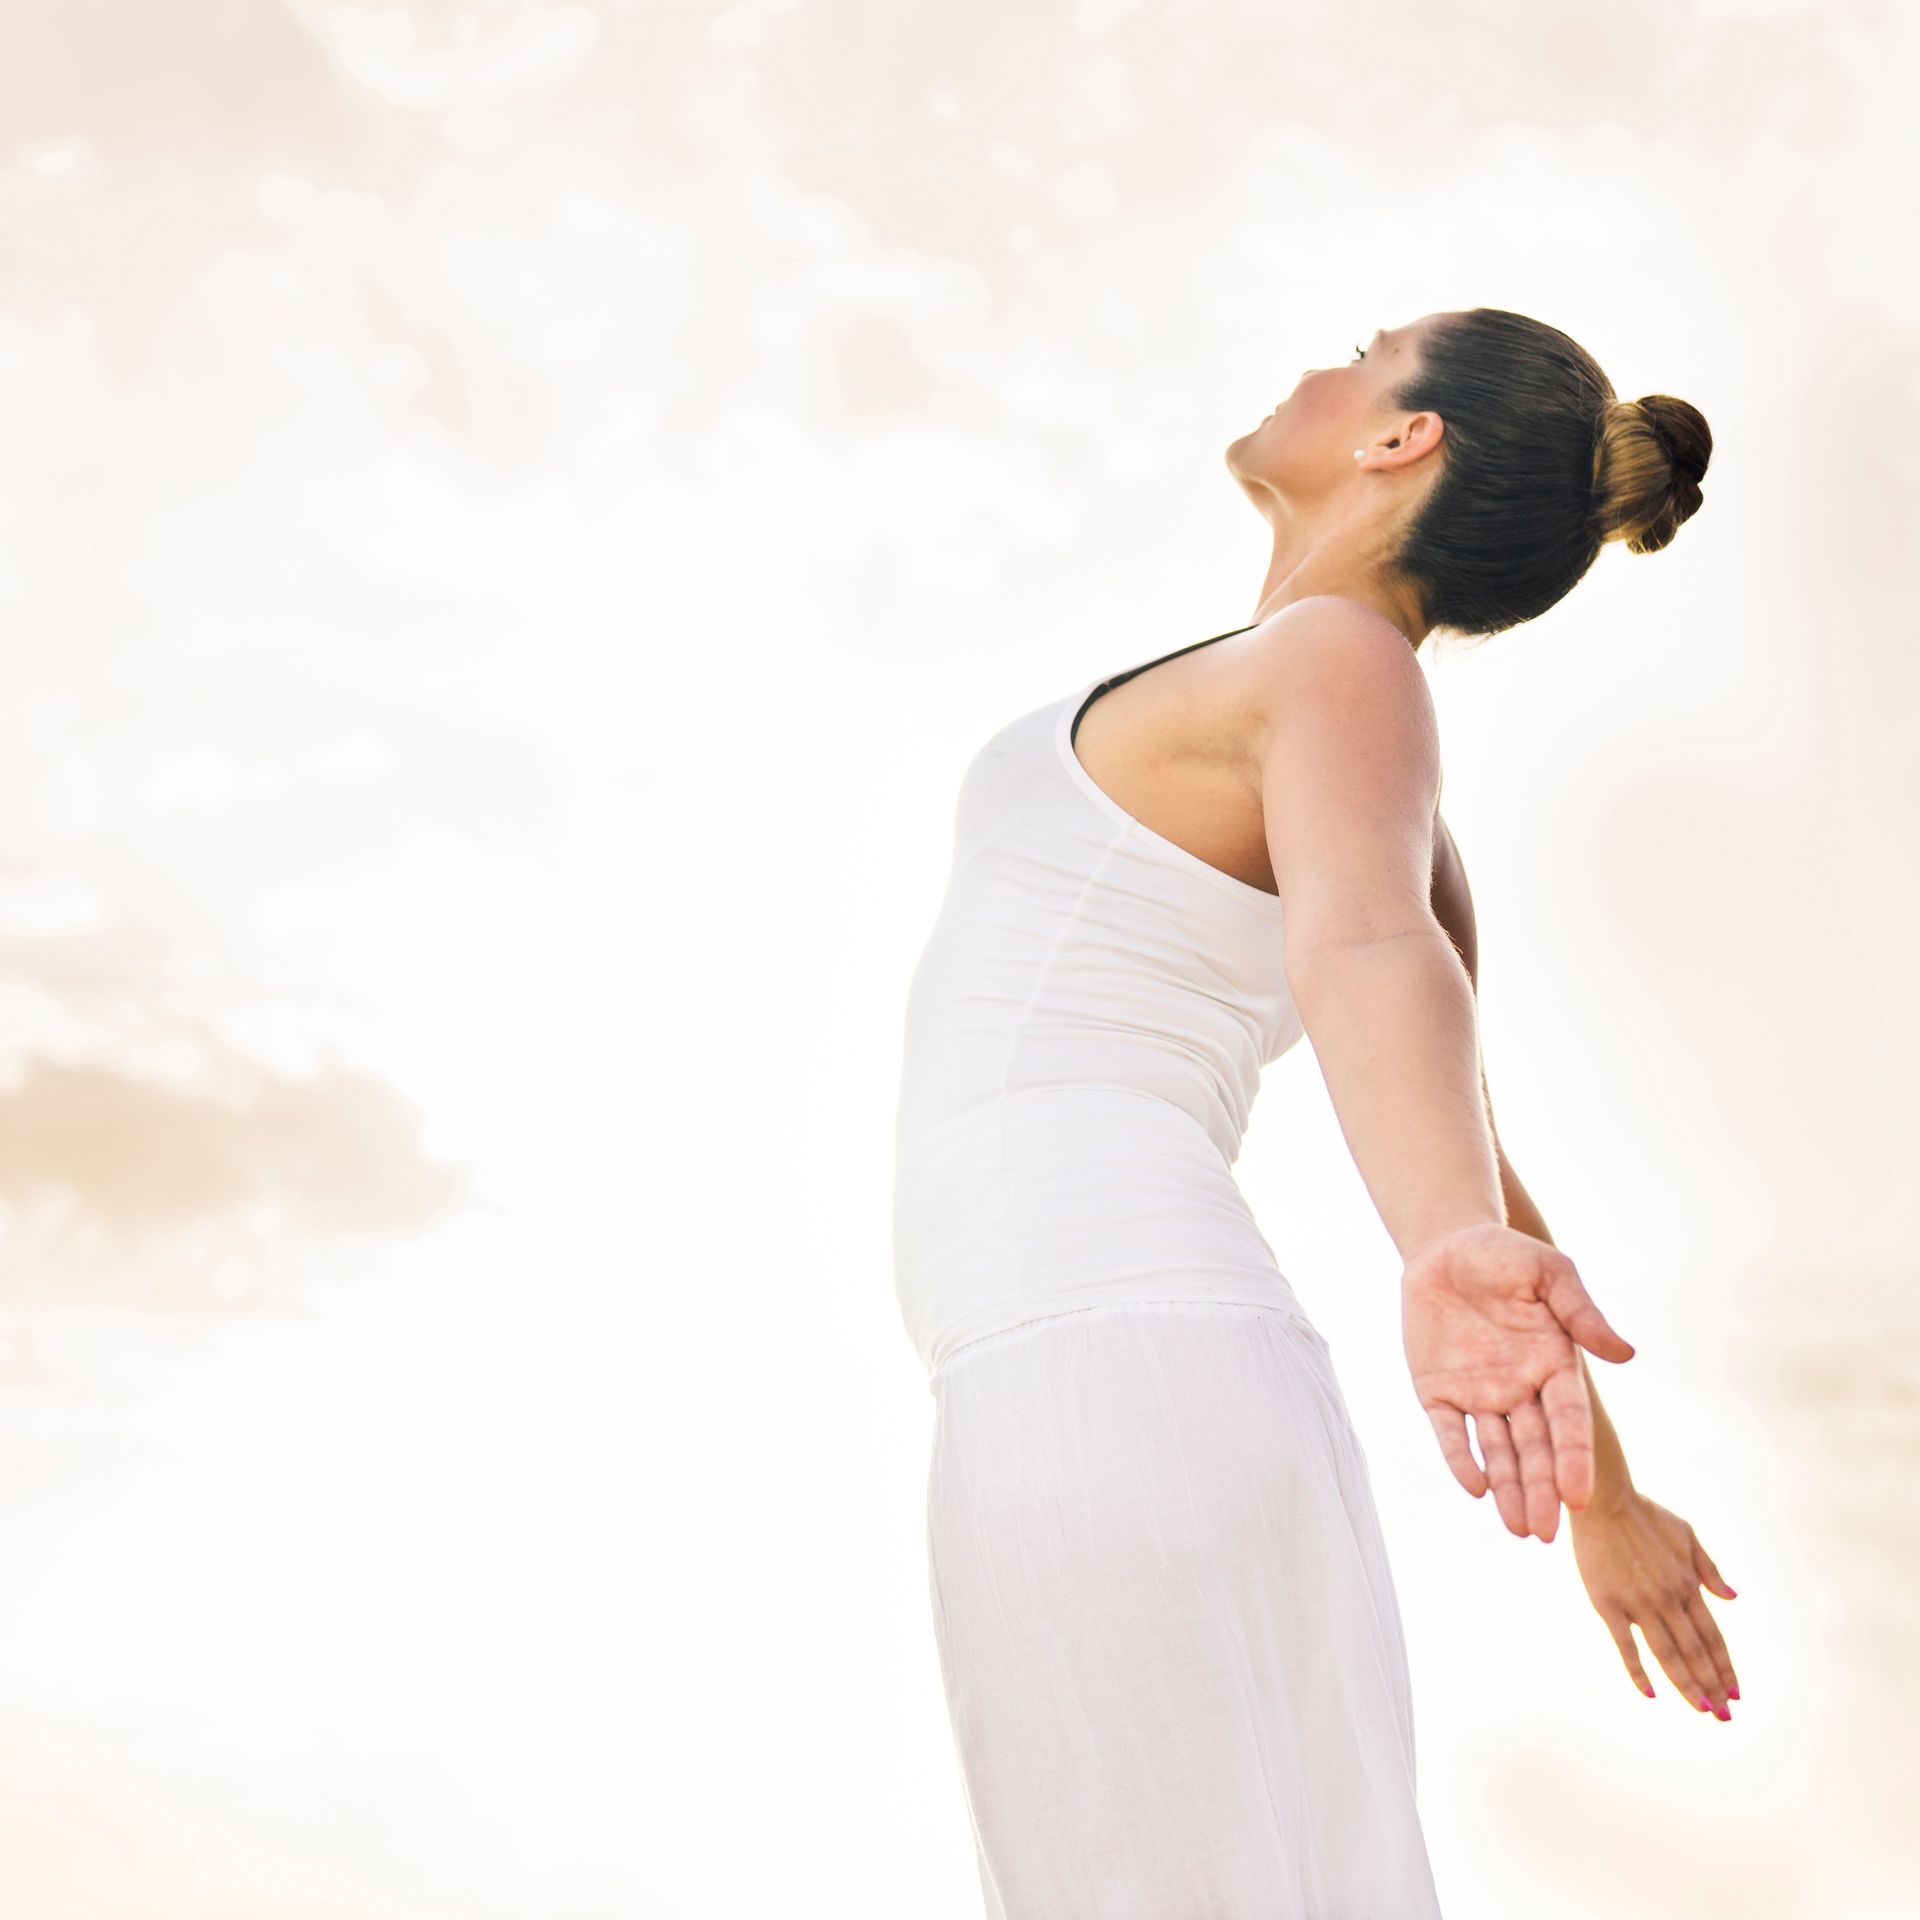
[[1683, 1588, 1740, 1699], [1536, 1359, 1596, 1512], [1637, 1608, 1718, 1716], [1475, 1413, 1527, 1537], [1663, 1596, 1730, 1717], [1539, 1257, 1635, 1363], [1425, 1404, 1488, 1498], [1691, 1532, 1737, 1601], [1602, 1611, 1655, 1698], [1503, 1394, 1562, 1541]]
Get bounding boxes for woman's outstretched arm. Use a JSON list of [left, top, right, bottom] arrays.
[[1425, 816, 1635, 1508], [1429, 813, 1743, 1719], [1252, 602, 1635, 1539]]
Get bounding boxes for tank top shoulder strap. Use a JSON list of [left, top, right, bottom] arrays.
[[1069, 622, 1264, 747]]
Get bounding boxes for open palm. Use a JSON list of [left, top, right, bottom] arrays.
[[1401, 1222, 1636, 1541]]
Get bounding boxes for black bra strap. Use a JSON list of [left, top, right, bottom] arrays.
[[1070, 623, 1262, 748]]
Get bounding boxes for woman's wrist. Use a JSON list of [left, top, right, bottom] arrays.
[[1573, 1472, 1638, 1522]]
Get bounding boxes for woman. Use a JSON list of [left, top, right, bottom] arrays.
[[891, 307, 1737, 1916]]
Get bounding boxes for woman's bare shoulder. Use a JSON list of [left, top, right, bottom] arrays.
[[1231, 595, 1436, 762]]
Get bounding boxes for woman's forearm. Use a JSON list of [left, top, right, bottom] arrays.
[[1287, 931, 1506, 1262], [1496, 1150, 1635, 1510]]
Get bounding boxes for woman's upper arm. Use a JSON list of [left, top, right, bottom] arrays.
[[1249, 599, 1444, 972], [1429, 814, 1507, 1154]]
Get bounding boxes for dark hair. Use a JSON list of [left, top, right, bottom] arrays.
[[1380, 308, 1712, 641]]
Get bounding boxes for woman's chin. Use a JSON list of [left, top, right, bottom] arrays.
[[1229, 416, 1274, 455]]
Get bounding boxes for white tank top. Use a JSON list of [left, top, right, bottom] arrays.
[[892, 625, 1319, 1375]]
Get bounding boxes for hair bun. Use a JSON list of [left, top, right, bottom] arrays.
[[1593, 393, 1712, 554], [1637, 394, 1710, 488]]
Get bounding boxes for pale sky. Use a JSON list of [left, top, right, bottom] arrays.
[[0, 0, 1914, 1913]]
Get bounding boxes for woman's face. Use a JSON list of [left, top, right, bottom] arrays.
[[1226, 313, 1444, 499]]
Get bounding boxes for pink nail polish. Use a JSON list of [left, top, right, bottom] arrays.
[[1697, 1697, 1711, 1711], [1641, 1684, 1655, 1698], [1727, 1685, 1739, 1700]]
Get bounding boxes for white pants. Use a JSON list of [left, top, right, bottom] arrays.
[[924, 1300, 1443, 1918]]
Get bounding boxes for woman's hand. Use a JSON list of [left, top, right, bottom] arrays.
[[1401, 1222, 1636, 1541], [1570, 1489, 1741, 1719]]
